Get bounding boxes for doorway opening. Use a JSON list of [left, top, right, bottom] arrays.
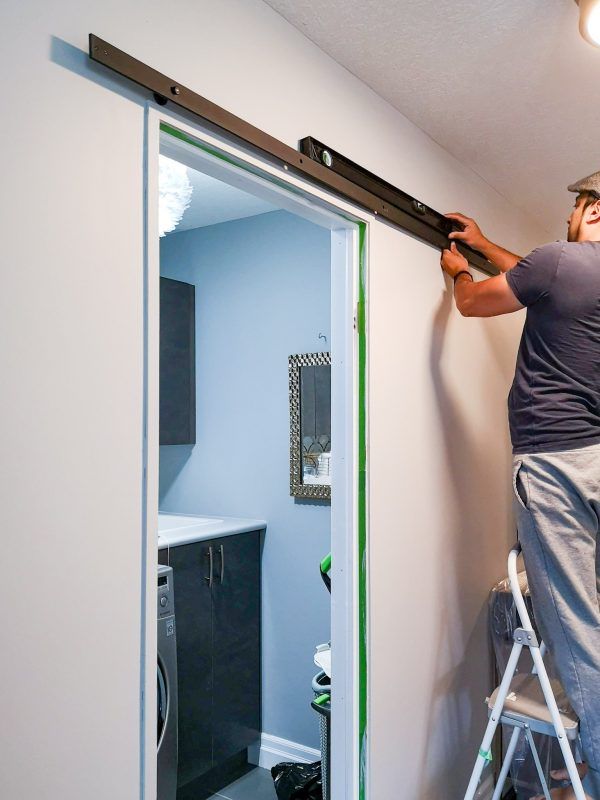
[[144, 111, 367, 800]]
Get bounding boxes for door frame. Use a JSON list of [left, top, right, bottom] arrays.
[[143, 103, 370, 800]]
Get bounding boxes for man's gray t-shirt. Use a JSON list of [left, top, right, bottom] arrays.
[[505, 240, 600, 454]]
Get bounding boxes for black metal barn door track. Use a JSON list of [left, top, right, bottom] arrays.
[[89, 34, 495, 275]]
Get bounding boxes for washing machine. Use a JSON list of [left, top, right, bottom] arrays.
[[157, 565, 178, 800]]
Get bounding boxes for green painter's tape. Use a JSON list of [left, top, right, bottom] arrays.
[[357, 221, 368, 800], [160, 124, 369, 799], [479, 748, 493, 762]]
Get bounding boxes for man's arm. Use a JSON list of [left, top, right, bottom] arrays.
[[445, 212, 521, 273], [440, 243, 524, 317]]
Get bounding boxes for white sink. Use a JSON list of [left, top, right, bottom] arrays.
[[158, 513, 223, 533], [157, 512, 266, 547]]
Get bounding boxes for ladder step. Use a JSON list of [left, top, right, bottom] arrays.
[[488, 673, 579, 740]]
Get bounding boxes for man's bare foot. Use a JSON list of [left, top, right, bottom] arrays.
[[530, 765, 591, 799], [550, 762, 589, 782], [530, 788, 594, 800]]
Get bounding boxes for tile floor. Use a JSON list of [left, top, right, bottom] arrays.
[[208, 767, 277, 800]]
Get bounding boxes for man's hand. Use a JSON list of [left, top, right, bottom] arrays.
[[445, 212, 487, 251], [440, 242, 524, 318], [445, 212, 522, 272], [446, 212, 487, 250], [440, 242, 470, 279]]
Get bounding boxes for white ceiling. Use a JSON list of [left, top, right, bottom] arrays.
[[263, 0, 600, 238], [174, 166, 277, 233]]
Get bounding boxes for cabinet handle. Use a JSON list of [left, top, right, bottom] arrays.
[[219, 544, 225, 585], [205, 546, 214, 587]]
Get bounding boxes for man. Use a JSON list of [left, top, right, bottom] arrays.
[[440, 171, 600, 800]]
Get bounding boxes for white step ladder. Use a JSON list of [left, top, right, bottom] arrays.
[[464, 543, 585, 800]]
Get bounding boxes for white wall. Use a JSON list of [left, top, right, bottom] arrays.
[[0, 1, 548, 798], [369, 228, 523, 797]]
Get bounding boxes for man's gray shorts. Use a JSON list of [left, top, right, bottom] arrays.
[[513, 441, 600, 797]]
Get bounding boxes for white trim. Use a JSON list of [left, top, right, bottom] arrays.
[[143, 103, 370, 800], [141, 108, 160, 800], [248, 734, 321, 771], [330, 225, 361, 800]]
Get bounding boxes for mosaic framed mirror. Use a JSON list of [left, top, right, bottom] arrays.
[[289, 352, 331, 500]]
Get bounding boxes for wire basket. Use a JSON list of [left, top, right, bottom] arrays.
[[312, 670, 331, 800]]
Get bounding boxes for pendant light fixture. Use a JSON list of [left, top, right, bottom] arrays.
[[576, 0, 600, 47]]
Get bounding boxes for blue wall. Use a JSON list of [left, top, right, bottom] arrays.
[[160, 210, 331, 750]]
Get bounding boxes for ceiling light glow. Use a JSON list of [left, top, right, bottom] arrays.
[[159, 155, 193, 237], [577, 0, 600, 47], [586, 3, 600, 44]]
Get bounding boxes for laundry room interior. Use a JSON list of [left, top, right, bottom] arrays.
[[156, 127, 339, 800]]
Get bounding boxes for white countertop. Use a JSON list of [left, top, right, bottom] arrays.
[[158, 512, 266, 548]]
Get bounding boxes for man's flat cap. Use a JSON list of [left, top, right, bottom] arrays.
[[568, 170, 600, 197]]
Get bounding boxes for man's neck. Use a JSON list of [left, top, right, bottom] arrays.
[[577, 228, 600, 243]]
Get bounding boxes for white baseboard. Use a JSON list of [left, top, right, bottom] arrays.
[[248, 733, 321, 771], [249, 734, 494, 796]]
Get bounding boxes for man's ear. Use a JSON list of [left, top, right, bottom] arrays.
[[587, 199, 600, 224]]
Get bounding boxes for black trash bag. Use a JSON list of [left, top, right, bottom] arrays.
[[271, 761, 323, 800]]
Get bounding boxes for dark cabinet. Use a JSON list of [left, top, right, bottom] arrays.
[[169, 541, 214, 785], [212, 534, 261, 765], [160, 277, 196, 445], [168, 531, 261, 797]]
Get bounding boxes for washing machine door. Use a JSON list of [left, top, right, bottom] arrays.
[[157, 659, 168, 748]]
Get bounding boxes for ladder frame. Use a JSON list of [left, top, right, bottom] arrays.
[[464, 544, 586, 800]]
